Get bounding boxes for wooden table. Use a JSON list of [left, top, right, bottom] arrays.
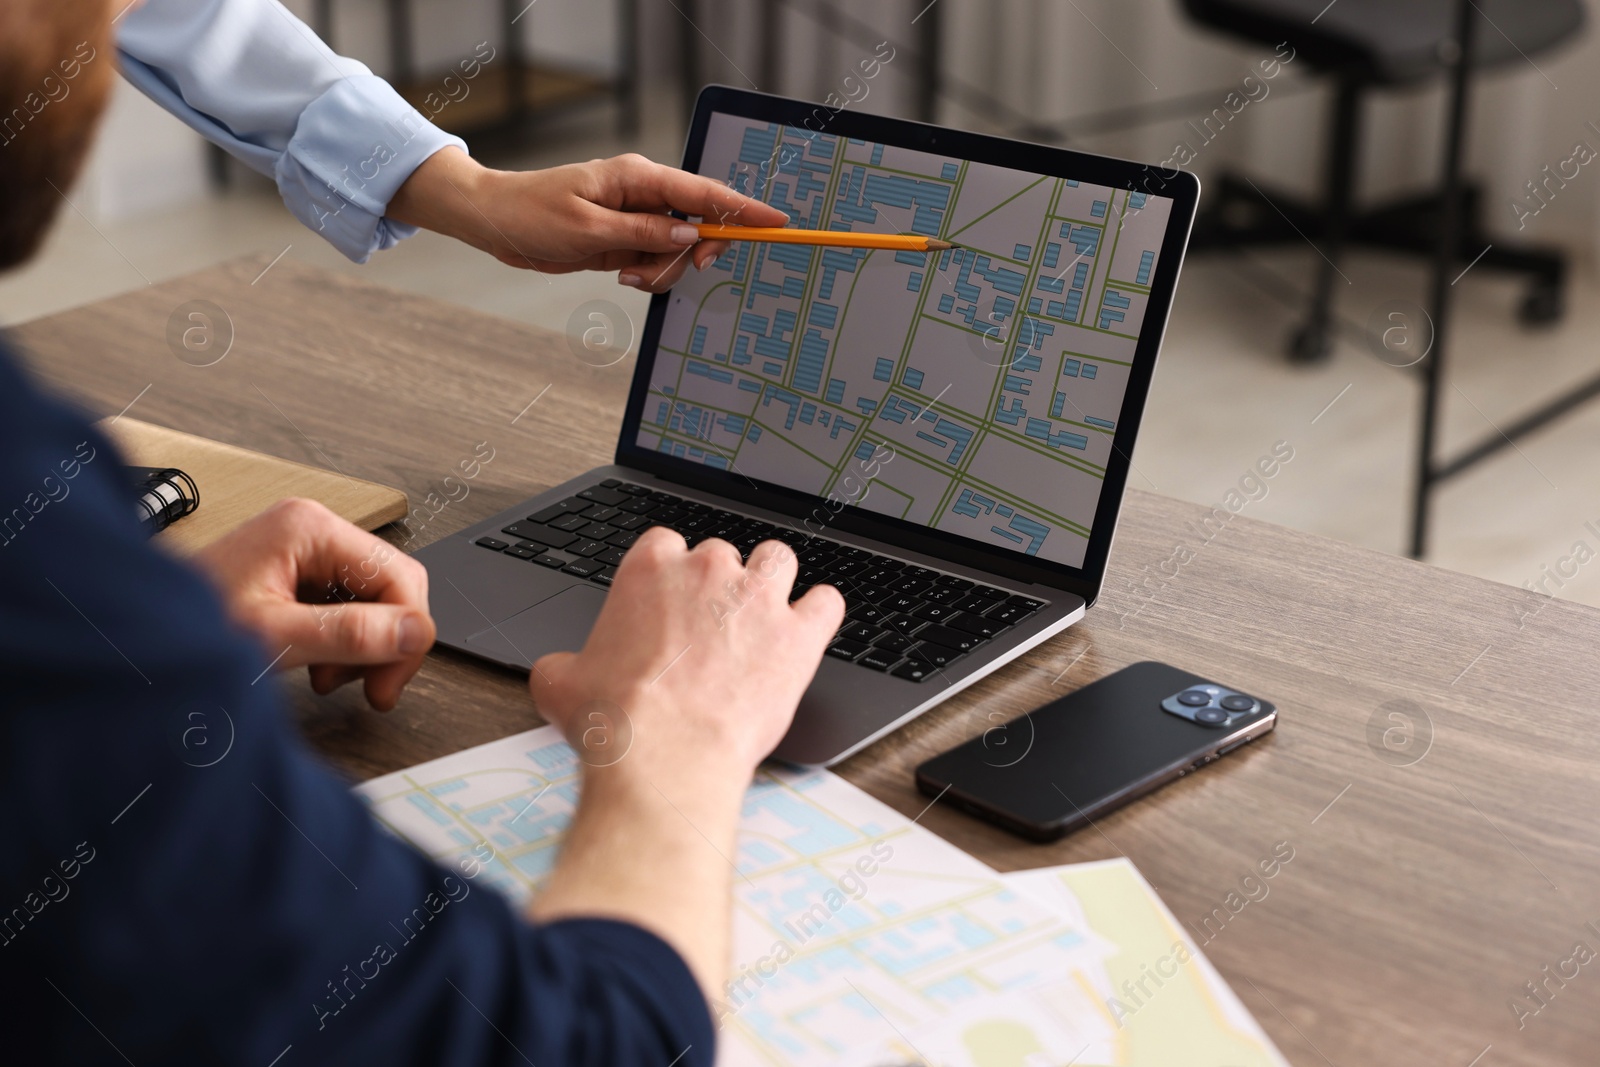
[[13, 255, 1600, 1066]]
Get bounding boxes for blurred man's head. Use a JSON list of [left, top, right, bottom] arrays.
[[0, 0, 119, 271]]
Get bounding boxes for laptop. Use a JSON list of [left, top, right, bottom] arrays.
[[418, 86, 1199, 765]]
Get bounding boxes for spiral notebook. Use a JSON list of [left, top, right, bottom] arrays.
[[98, 416, 409, 555]]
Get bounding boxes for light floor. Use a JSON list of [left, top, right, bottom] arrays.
[[6, 103, 1600, 610]]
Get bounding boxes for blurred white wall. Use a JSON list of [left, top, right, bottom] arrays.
[[80, 0, 1600, 260]]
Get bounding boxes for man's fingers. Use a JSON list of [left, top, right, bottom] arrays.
[[611, 156, 789, 228], [746, 539, 798, 597], [693, 240, 729, 271], [283, 498, 430, 617], [271, 601, 436, 669], [791, 583, 847, 635]]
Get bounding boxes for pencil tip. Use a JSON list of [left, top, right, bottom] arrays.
[[928, 239, 955, 250]]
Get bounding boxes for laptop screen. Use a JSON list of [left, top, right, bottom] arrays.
[[634, 111, 1177, 571]]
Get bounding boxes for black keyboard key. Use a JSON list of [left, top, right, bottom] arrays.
[[562, 558, 605, 577], [577, 522, 620, 541], [874, 633, 917, 654], [616, 483, 651, 497], [613, 513, 651, 531], [848, 604, 888, 626], [969, 585, 1008, 603], [532, 528, 578, 550], [885, 614, 926, 636], [857, 649, 899, 672], [620, 497, 659, 514], [532, 553, 566, 568], [922, 585, 962, 605], [475, 536, 509, 551], [891, 660, 933, 682], [513, 540, 548, 553], [500, 521, 543, 541], [529, 501, 584, 523], [647, 491, 682, 505], [952, 593, 996, 613], [799, 549, 835, 567], [934, 574, 975, 590], [1004, 594, 1046, 613], [859, 566, 901, 586], [827, 639, 870, 661], [502, 545, 540, 561], [915, 625, 984, 653], [597, 547, 628, 567], [853, 584, 896, 605], [903, 565, 938, 580], [592, 567, 618, 586], [652, 506, 687, 524], [578, 486, 629, 506], [826, 558, 868, 577], [834, 546, 873, 560], [600, 478, 621, 488], [881, 594, 924, 614], [567, 539, 608, 558], [677, 514, 713, 532], [909, 645, 963, 668], [607, 530, 641, 549], [913, 603, 959, 624], [948, 612, 1007, 639], [839, 622, 883, 644], [987, 602, 1036, 625], [548, 512, 591, 532], [774, 528, 811, 547], [581, 505, 622, 523], [890, 577, 933, 596]]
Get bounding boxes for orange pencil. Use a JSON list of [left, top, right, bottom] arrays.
[[694, 224, 953, 252]]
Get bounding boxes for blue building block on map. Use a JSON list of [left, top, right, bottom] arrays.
[[907, 271, 923, 292], [1036, 275, 1064, 295], [795, 330, 829, 394], [855, 441, 877, 461], [690, 325, 707, 355], [810, 302, 838, 330], [746, 426, 761, 442], [1043, 242, 1061, 269], [1136, 249, 1155, 285], [856, 397, 878, 415], [1003, 374, 1031, 396], [1104, 290, 1132, 310], [994, 396, 1025, 426], [870, 142, 884, 165], [1085, 415, 1116, 429], [826, 378, 846, 404], [872, 358, 894, 382], [1013, 243, 1032, 260], [1062, 359, 1080, 377], [1091, 200, 1107, 218], [800, 402, 816, 424], [903, 367, 925, 390], [1047, 300, 1067, 318], [1082, 363, 1098, 379], [941, 162, 959, 180], [938, 292, 955, 313], [1063, 291, 1082, 320], [1068, 227, 1099, 257], [895, 250, 928, 266], [1130, 192, 1148, 209], [763, 361, 783, 376], [1027, 296, 1043, 315], [1051, 391, 1066, 418], [1073, 261, 1089, 289]]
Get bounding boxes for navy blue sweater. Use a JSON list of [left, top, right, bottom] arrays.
[[0, 339, 714, 1066]]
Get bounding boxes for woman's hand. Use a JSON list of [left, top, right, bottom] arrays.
[[192, 497, 436, 711], [388, 147, 789, 293]]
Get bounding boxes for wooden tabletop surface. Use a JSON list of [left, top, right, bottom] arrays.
[[12, 255, 1600, 1066]]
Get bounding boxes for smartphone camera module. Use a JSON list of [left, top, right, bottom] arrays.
[[1162, 684, 1261, 727]]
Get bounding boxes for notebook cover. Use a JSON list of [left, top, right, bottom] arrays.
[[98, 416, 409, 555]]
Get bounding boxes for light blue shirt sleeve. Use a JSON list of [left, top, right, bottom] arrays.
[[116, 0, 468, 263]]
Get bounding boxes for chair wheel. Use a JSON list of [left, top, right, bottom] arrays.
[[1288, 323, 1334, 364], [1519, 282, 1564, 326]]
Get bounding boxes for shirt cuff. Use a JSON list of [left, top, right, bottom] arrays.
[[276, 74, 468, 263]]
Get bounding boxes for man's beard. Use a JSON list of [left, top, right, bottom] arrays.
[[0, 37, 114, 272]]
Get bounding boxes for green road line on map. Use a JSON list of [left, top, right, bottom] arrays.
[[815, 248, 876, 400], [1062, 350, 1134, 368], [876, 383, 1108, 477], [945, 174, 1048, 242]]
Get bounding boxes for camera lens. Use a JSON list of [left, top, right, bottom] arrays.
[[1195, 707, 1229, 725], [1219, 694, 1256, 712], [1177, 689, 1211, 706]]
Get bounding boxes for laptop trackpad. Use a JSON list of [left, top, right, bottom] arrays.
[[462, 585, 606, 669]]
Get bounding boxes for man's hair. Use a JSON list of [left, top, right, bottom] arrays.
[[0, 0, 116, 271]]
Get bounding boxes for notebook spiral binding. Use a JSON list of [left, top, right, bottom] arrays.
[[129, 466, 200, 535]]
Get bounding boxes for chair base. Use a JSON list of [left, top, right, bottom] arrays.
[[1189, 173, 1567, 362]]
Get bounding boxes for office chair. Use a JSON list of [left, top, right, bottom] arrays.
[[1179, 0, 1584, 362]]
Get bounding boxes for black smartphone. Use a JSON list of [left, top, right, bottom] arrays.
[[915, 661, 1277, 842]]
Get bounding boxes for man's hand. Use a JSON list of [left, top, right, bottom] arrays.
[[387, 148, 789, 293], [192, 498, 436, 711], [527, 529, 844, 1000]]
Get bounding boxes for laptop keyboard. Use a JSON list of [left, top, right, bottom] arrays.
[[471, 478, 1047, 682]]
